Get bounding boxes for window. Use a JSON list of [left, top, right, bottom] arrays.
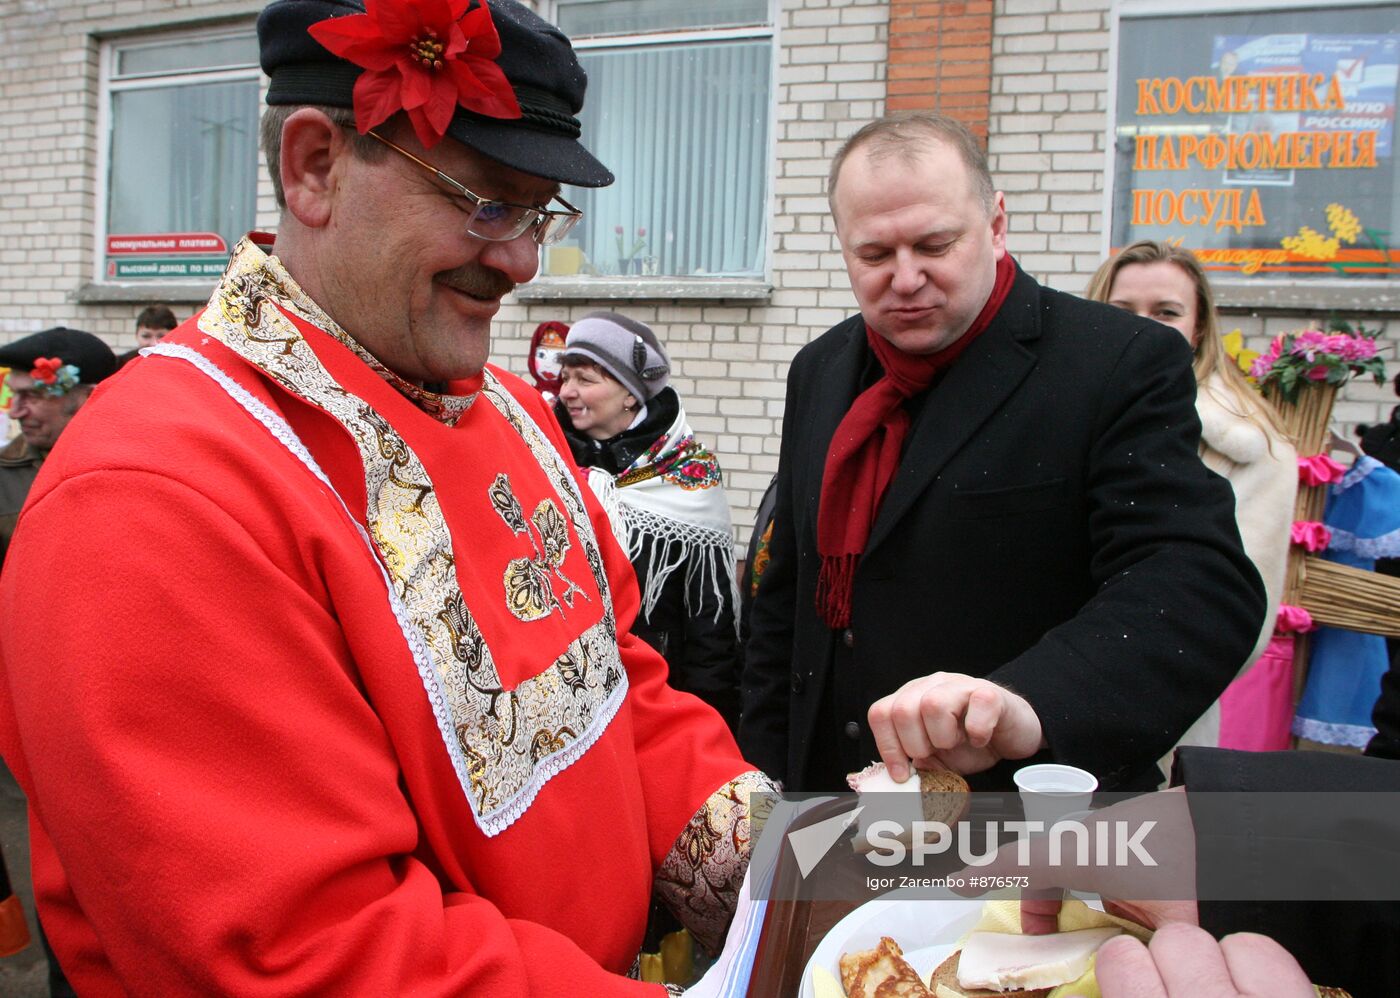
[[98, 28, 261, 283], [1110, 1, 1400, 283], [543, 0, 773, 281]]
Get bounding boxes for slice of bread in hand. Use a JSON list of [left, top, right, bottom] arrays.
[[840, 936, 935, 998], [847, 761, 970, 824]]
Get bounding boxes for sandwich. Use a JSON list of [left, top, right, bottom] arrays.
[[846, 760, 970, 832], [927, 926, 1121, 997]]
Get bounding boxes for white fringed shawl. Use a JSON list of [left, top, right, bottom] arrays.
[[584, 404, 738, 629]]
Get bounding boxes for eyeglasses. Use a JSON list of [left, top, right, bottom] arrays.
[[367, 131, 582, 246]]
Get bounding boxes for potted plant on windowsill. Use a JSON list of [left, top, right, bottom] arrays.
[[614, 225, 649, 275]]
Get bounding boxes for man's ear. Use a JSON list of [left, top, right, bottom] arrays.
[[279, 109, 345, 229], [66, 384, 95, 414], [989, 190, 1009, 258]]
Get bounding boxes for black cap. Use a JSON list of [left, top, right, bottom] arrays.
[[0, 327, 117, 385], [258, 0, 614, 188]]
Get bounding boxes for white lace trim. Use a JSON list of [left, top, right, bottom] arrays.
[[1325, 525, 1400, 560], [1291, 715, 1376, 748], [1336, 454, 1383, 492], [149, 343, 628, 837], [145, 344, 485, 815]]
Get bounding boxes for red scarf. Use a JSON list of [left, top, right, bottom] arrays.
[[815, 253, 1017, 629]]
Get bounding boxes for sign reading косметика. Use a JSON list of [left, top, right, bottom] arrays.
[[1111, 5, 1399, 280]]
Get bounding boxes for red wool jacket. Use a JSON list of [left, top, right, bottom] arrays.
[[0, 294, 754, 995]]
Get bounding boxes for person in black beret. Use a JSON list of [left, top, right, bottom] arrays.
[[0, 326, 117, 563], [0, 3, 773, 995]]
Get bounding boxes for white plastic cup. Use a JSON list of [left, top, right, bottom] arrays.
[[1013, 763, 1098, 826]]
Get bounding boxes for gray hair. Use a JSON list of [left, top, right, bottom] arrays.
[[259, 105, 389, 210]]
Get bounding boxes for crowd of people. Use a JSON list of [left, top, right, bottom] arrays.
[[0, 0, 1396, 995]]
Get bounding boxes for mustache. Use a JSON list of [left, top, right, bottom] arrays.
[[436, 264, 515, 300]]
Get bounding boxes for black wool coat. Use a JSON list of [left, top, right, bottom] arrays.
[[739, 266, 1265, 793]]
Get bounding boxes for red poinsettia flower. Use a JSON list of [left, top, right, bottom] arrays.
[[30, 356, 61, 385], [309, 0, 521, 150]]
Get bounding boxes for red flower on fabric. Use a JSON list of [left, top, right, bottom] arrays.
[[30, 357, 61, 385], [308, 0, 521, 150]]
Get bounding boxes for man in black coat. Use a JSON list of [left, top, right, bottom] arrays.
[[739, 111, 1265, 793]]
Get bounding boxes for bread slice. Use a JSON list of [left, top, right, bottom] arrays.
[[846, 762, 970, 825], [839, 936, 935, 998], [927, 951, 1050, 998]]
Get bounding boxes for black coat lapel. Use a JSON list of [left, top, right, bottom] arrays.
[[864, 267, 1042, 555]]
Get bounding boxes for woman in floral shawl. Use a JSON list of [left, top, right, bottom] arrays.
[[554, 312, 740, 732]]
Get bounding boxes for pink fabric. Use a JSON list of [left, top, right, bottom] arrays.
[[1218, 633, 1296, 751], [1297, 454, 1347, 487], [1274, 603, 1317, 634], [1290, 520, 1332, 552]]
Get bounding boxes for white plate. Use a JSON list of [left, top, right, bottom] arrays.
[[798, 894, 981, 998], [799, 894, 1107, 998]]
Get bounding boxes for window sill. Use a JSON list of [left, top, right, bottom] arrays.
[[1212, 280, 1400, 316], [515, 277, 772, 302], [73, 281, 216, 306]]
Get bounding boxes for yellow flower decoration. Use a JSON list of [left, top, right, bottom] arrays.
[[1221, 328, 1260, 382], [1325, 203, 1361, 244], [1281, 226, 1339, 260]]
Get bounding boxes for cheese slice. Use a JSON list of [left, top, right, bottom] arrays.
[[1046, 955, 1101, 998], [956, 928, 1122, 992], [811, 964, 846, 998]]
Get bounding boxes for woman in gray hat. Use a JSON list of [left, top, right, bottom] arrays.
[[554, 311, 740, 732]]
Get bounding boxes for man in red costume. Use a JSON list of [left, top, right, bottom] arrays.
[[0, 2, 772, 993]]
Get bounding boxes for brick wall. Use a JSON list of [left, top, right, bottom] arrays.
[[0, 0, 268, 349], [1, 0, 1396, 551], [493, 0, 892, 545], [887, 0, 994, 133]]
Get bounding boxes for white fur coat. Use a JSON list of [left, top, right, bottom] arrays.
[[1166, 369, 1298, 770]]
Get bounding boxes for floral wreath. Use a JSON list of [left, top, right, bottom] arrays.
[[308, 0, 522, 150], [28, 357, 81, 397], [1248, 327, 1385, 404]]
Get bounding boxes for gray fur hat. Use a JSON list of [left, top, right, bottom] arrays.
[[561, 311, 670, 402]]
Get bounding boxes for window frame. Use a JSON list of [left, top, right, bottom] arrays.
[[1106, 0, 1400, 311], [518, 1, 778, 301], [93, 22, 262, 291]]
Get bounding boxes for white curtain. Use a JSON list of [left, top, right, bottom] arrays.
[[572, 39, 771, 278], [558, 0, 768, 36], [108, 79, 259, 246]]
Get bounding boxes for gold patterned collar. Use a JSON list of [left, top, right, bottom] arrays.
[[226, 235, 480, 425]]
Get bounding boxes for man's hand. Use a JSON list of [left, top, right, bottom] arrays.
[[867, 672, 1043, 781], [1013, 788, 1198, 936], [1095, 924, 1313, 998]]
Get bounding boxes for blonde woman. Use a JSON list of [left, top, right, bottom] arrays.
[[1087, 241, 1297, 757]]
